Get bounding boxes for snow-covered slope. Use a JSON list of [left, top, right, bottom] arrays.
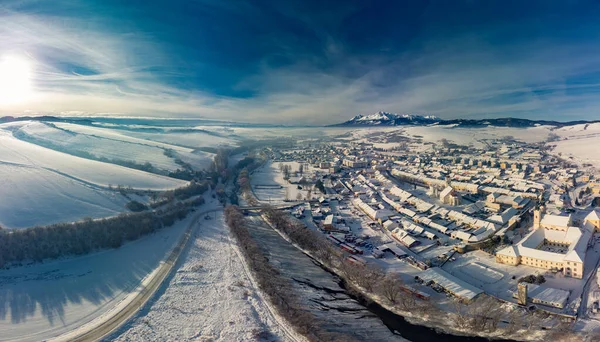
[[0, 164, 132, 229], [52, 123, 215, 170], [16, 122, 181, 171], [0, 127, 187, 190], [0, 206, 204, 341]]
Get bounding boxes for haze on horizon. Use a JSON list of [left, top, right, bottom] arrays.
[[2, 0, 600, 125]]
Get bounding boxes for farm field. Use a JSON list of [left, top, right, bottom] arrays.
[[0, 164, 131, 229], [0, 127, 187, 191]]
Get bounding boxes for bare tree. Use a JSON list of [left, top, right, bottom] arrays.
[[467, 296, 503, 332], [504, 309, 523, 335], [545, 320, 576, 342], [379, 274, 403, 303], [451, 300, 470, 329]]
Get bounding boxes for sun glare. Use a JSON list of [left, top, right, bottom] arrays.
[[0, 55, 33, 105]]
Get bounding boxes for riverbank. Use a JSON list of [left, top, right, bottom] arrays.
[[257, 208, 549, 341]]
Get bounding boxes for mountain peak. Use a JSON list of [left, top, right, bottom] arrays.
[[332, 114, 599, 128], [346, 112, 439, 125]]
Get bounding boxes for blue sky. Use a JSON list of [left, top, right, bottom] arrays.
[[2, 0, 600, 124]]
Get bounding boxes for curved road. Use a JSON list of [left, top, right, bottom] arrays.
[[64, 208, 221, 342]]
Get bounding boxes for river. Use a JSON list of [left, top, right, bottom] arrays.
[[245, 214, 508, 342]]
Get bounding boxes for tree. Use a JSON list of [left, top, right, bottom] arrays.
[[547, 133, 560, 142], [535, 274, 546, 284], [296, 192, 303, 201], [283, 165, 291, 181], [379, 274, 403, 303], [126, 200, 148, 212], [298, 164, 304, 176], [315, 179, 325, 194]]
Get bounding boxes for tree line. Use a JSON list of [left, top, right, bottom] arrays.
[[224, 206, 359, 342], [0, 196, 204, 268]]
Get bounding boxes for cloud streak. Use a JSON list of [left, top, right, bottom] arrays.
[[2, 0, 600, 124]]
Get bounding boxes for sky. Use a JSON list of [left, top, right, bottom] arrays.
[[2, 0, 600, 124]]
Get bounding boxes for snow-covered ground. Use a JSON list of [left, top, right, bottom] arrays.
[[112, 211, 294, 342], [250, 161, 320, 203], [0, 163, 131, 229], [16, 122, 181, 171], [121, 130, 236, 149], [0, 207, 203, 342], [0, 127, 186, 190], [52, 122, 215, 171]]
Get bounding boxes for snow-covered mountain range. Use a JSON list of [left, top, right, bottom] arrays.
[[332, 111, 599, 128]]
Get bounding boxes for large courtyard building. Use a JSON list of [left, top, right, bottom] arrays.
[[495, 209, 597, 279]]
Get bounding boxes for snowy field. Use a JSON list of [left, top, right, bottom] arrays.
[[16, 122, 181, 171], [113, 211, 293, 342], [0, 207, 204, 342], [0, 164, 131, 229], [121, 130, 236, 149], [0, 128, 186, 190], [250, 161, 318, 204], [17, 122, 215, 172]]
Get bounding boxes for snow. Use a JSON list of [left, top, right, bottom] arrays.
[[122, 130, 236, 149], [0, 127, 187, 190], [0, 163, 131, 229], [0, 207, 202, 342], [113, 211, 294, 342], [551, 136, 600, 169], [250, 161, 319, 203], [16, 122, 182, 171], [19, 122, 215, 171], [52, 122, 196, 153]]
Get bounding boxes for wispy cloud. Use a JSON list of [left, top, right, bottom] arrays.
[[2, 1, 600, 124]]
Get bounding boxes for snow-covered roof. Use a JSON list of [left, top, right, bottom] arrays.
[[512, 283, 570, 308], [540, 214, 571, 229], [586, 210, 600, 222], [439, 186, 454, 199], [497, 224, 592, 264], [419, 267, 483, 301], [451, 230, 472, 242]]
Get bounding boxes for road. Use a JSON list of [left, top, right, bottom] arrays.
[[62, 207, 221, 342], [578, 244, 600, 318]]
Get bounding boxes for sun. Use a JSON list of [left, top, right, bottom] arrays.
[[0, 55, 33, 105]]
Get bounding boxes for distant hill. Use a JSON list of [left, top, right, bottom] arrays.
[[331, 111, 600, 128], [0, 115, 94, 125]]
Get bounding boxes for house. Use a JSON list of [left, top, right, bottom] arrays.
[[439, 186, 461, 206], [382, 220, 399, 231]]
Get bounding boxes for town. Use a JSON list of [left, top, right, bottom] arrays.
[[246, 130, 600, 328]]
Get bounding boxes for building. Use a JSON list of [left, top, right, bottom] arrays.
[[352, 197, 393, 221], [439, 186, 461, 206], [586, 210, 600, 231], [343, 159, 367, 168], [511, 283, 570, 309], [496, 210, 594, 279], [417, 267, 483, 303], [391, 228, 420, 248]]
